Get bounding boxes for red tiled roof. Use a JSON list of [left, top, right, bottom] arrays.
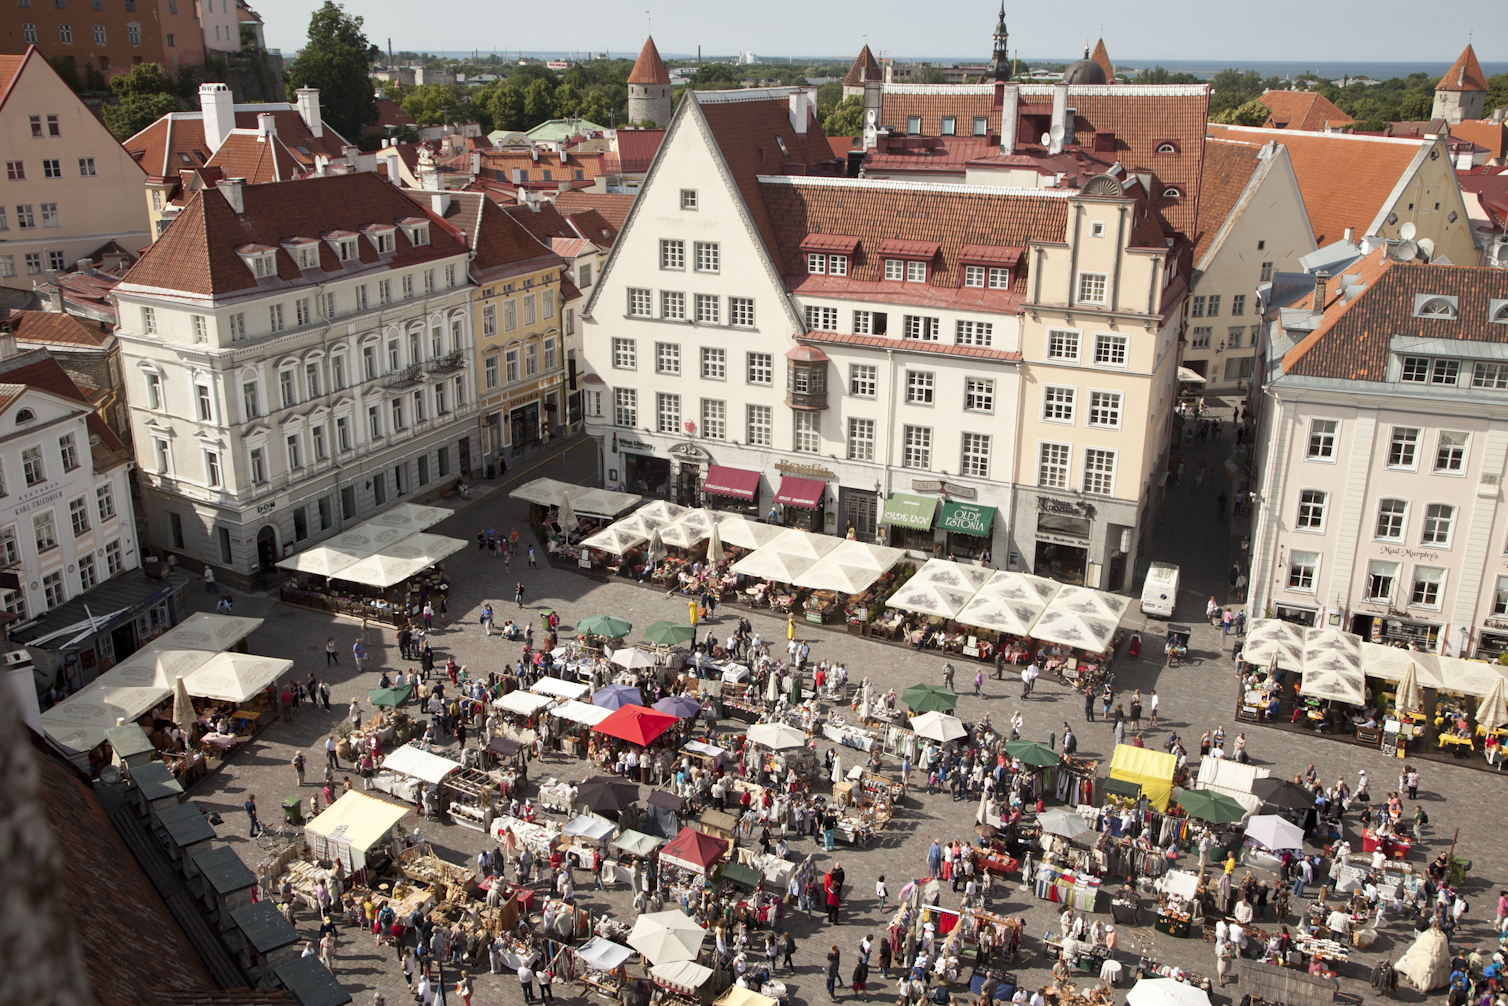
[[1438, 44, 1487, 92], [480, 149, 603, 185], [1458, 169, 1508, 228], [564, 208, 619, 247], [1090, 39, 1114, 84], [696, 91, 843, 274], [759, 176, 1068, 291], [1257, 90, 1354, 132], [799, 234, 860, 254], [204, 131, 305, 183], [828, 135, 858, 158], [122, 172, 464, 297], [957, 244, 1022, 266], [559, 274, 583, 303], [614, 128, 665, 173], [1192, 138, 1264, 266], [801, 329, 1022, 362], [628, 36, 671, 85], [374, 97, 416, 129], [503, 201, 580, 244], [0, 51, 29, 111], [0, 350, 129, 455], [877, 238, 941, 260], [410, 191, 563, 282], [125, 107, 350, 181], [1452, 120, 1508, 160], [843, 45, 882, 87], [1208, 124, 1425, 246], [865, 136, 1000, 173], [2, 310, 111, 348], [552, 191, 634, 231]]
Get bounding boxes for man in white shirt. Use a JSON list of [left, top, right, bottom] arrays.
[[1021, 663, 1039, 697], [1228, 921, 1246, 957], [1029, 989, 1046, 1006], [1233, 897, 1254, 925]]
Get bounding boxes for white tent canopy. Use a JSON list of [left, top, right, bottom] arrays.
[[823, 539, 907, 572], [1246, 814, 1305, 852], [747, 723, 808, 750], [1240, 619, 1307, 672], [325, 522, 414, 553], [651, 961, 714, 990], [956, 571, 1062, 637], [729, 548, 817, 583], [496, 691, 556, 716], [766, 528, 839, 559], [106, 646, 214, 690], [629, 909, 706, 964], [152, 613, 265, 651], [183, 652, 294, 703], [530, 678, 591, 700], [575, 937, 635, 971], [41, 683, 171, 754], [1300, 627, 1365, 705], [1030, 585, 1131, 652], [791, 560, 884, 595], [910, 711, 967, 743], [552, 700, 613, 726], [712, 515, 784, 550], [381, 743, 462, 784], [1125, 978, 1212, 1006], [511, 478, 643, 517], [333, 550, 442, 588], [887, 579, 976, 620], [580, 524, 648, 554], [913, 557, 994, 594], [1194, 757, 1270, 816], [365, 502, 453, 531], [562, 815, 618, 842]]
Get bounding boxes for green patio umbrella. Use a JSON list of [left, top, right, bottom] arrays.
[[577, 614, 633, 638], [1176, 788, 1248, 825], [644, 621, 697, 646], [1004, 740, 1061, 768], [368, 685, 413, 709], [901, 683, 958, 713]]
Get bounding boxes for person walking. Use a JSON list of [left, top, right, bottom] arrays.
[[517, 963, 537, 1003], [326, 735, 340, 771], [1129, 691, 1143, 729], [974, 668, 984, 698], [1084, 688, 1096, 723], [325, 637, 338, 666], [352, 639, 366, 672], [825, 945, 842, 1000], [244, 794, 262, 837], [292, 751, 306, 786], [515, 581, 526, 609], [537, 969, 553, 1003], [1149, 690, 1160, 728], [527, 544, 538, 568], [482, 603, 495, 636], [782, 931, 798, 972], [203, 565, 217, 593]]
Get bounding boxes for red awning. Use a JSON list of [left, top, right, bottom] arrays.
[[702, 465, 760, 501], [958, 244, 1023, 267], [876, 238, 941, 261], [591, 704, 679, 747], [774, 476, 825, 510], [799, 233, 861, 254]]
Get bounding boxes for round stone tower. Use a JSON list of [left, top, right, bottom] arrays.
[[627, 36, 672, 128]]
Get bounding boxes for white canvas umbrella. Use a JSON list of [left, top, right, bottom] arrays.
[[913, 558, 994, 594], [707, 518, 724, 565], [792, 560, 883, 595], [627, 909, 707, 965], [1037, 808, 1091, 841], [1245, 814, 1305, 852], [1125, 978, 1213, 1006], [559, 492, 580, 533], [766, 528, 839, 559], [658, 515, 710, 550], [747, 723, 808, 750], [887, 581, 976, 620], [823, 539, 906, 572], [713, 516, 784, 551], [171, 675, 196, 735], [729, 547, 817, 583], [1395, 661, 1424, 717], [1477, 676, 1508, 733], [611, 648, 658, 670], [910, 711, 967, 743], [647, 527, 667, 565], [581, 524, 649, 555]]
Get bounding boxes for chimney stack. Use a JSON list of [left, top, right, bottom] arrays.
[[1344, 226, 1354, 244], [1049, 83, 1068, 155], [430, 191, 451, 216], [217, 177, 246, 214], [1313, 270, 1330, 309], [257, 112, 277, 139], [1000, 84, 1019, 155], [199, 82, 235, 154], [295, 87, 323, 138]]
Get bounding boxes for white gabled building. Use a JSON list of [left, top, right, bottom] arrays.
[[113, 172, 480, 583]]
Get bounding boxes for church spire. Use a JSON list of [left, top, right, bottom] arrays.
[[989, 2, 1011, 82]]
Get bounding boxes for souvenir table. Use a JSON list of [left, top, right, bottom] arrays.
[[1043, 932, 1111, 973], [1135, 957, 1212, 990], [1360, 829, 1411, 860], [1033, 862, 1101, 912], [491, 815, 561, 857], [821, 716, 879, 752], [1295, 934, 1349, 965]]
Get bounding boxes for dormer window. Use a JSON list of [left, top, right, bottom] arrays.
[[1490, 301, 1508, 324], [958, 244, 1021, 290], [1154, 141, 1180, 154], [807, 254, 848, 276], [884, 260, 928, 282], [235, 244, 279, 278], [362, 225, 397, 254], [398, 218, 430, 246], [283, 239, 320, 269], [1162, 186, 1184, 198], [338, 239, 356, 261], [1414, 294, 1457, 318]]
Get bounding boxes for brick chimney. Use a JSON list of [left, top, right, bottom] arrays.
[[1313, 270, 1330, 309], [217, 177, 246, 214]]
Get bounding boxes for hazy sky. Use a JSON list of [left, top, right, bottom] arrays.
[[255, 0, 1505, 65]]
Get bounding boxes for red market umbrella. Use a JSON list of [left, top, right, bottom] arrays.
[[592, 703, 679, 747], [659, 826, 728, 874]]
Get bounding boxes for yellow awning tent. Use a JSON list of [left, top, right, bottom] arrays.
[[1109, 744, 1178, 811]]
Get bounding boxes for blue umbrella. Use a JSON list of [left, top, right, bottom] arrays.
[[653, 694, 703, 719], [593, 684, 643, 710]]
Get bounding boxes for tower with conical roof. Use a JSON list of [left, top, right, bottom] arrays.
[[627, 37, 672, 128], [842, 44, 882, 99], [988, 3, 1011, 82], [1090, 39, 1114, 83], [1431, 44, 1487, 123]]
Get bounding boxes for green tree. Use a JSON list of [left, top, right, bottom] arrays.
[[690, 63, 740, 90], [400, 83, 462, 125], [919, 66, 948, 85], [1211, 99, 1270, 127], [815, 81, 843, 120], [481, 84, 527, 133], [521, 78, 556, 124], [285, 1, 380, 140], [822, 95, 865, 137], [101, 62, 181, 139]]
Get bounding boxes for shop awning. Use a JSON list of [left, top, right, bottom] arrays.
[[880, 492, 938, 530], [381, 743, 462, 784], [563, 815, 618, 842], [773, 476, 825, 510], [304, 791, 410, 871], [613, 829, 665, 857], [1103, 777, 1143, 798], [938, 501, 996, 537], [530, 677, 591, 701], [593, 704, 680, 746], [722, 862, 763, 888], [552, 700, 613, 726], [1108, 744, 1177, 811], [703, 465, 761, 501], [575, 937, 634, 971], [496, 690, 555, 716]]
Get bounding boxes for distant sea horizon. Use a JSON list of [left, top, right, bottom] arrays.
[[414, 51, 1504, 82]]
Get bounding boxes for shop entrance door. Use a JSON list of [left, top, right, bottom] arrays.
[[458, 437, 472, 478], [256, 525, 279, 572], [845, 491, 877, 539], [677, 463, 700, 507], [1034, 540, 1087, 585], [510, 402, 539, 454]]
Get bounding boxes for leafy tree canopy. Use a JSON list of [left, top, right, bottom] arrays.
[[1210, 99, 1270, 127], [822, 95, 866, 138], [101, 62, 181, 139], [285, 2, 380, 139], [690, 63, 741, 90], [399, 83, 463, 125]]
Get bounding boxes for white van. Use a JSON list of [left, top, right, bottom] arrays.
[[1140, 562, 1180, 618]]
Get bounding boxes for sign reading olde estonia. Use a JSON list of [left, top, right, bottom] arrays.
[[938, 502, 996, 536]]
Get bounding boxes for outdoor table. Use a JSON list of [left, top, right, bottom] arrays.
[[193, 845, 258, 927], [1438, 734, 1474, 754], [275, 954, 352, 1006], [156, 801, 216, 873], [130, 760, 184, 824], [230, 901, 302, 983]]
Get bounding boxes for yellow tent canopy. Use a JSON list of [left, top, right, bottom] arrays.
[[716, 988, 779, 1006], [304, 791, 410, 871], [1109, 744, 1178, 811]]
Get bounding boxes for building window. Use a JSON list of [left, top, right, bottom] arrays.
[[847, 417, 875, 461], [68, 496, 89, 535], [614, 388, 637, 427], [42, 570, 65, 609], [793, 411, 821, 453], [747, 352, 772, 385], [1260, 261, 1274, 282], [230, 313, 246, 341], [1411, 566, 1444, 608], [612, 338, 637, 369], [804, 305, 838, 332], [956, 320, 992, 346], [1287, 551, 1318, 591], [21, 446, 44, 486], [1421, 503, 1454, 546], [1306, 419, 1337, 460], [905, 370, 934, 404], [412, 388, 426, 422], [1042, 385, 1075, 423], [1038, 443, 1070, 488], [1494, 575, 1508, 616], [694, 242, 720, 273], [22, 24, 36, 43], [33, 511, 57, 552], [1082, 448, 1115, 495], [1473, 362, 1508, 389], [104, 539, 122, 575], [850, 364, 877, 398], [336, 417, 350, 451], [203, 449, 222, 487], [42, 158, 61, 179], [961, 433, 990, 478], [1190, 327, 1212, 349], [1388, 427, 1419, 469], [1375, 498, 1407, 540], [906, 115, 920, 133], [1090, 333, 1127, 366], [366, 406, 381, 441], [279, 369, 296, 409], [701, 399, 726, 439], [1366, 561, 1398, 602], [941, 116, 956, 136], [77, 553, 97, 590], [1191, 295, 1205, 318], [1087, 390, 1120, 428], [661, 290, 686, 319], [694, 294, 720, 324], [1430, 359, 1460, 385], [1206, 295, 1220, 317], [656, 342, 681, 375], [1046, 329, 1080, 361], [434, 382, 448, 415], [902, 425, 931, 469], [525, 342, 538, 377], [1435, 431, 1467, 473], [313, 422, 328, 458], [729, 297, 755, 327], [285, 434, 303, 470], [1400, 356, 1430, 383], [656, 392, 680, 433], [964, 265, 985, 288], [269, 303, 285, 332], [58, 23, 72, 43], [965, 378, 994, 413], [660, 239, 684, 270], [700, 347, 726, 380], [747, 405, 772, 446], [853, 311, 886, 335], [0, 528, 15, 565], [1077, 272, 1107, 304], [504, 348, 519, 383], [680, 189, 698, 210], [390, 399, 404, 430], [1231, 294, 1246, 316], [58, 433, 78, 470], [905, 260, 927, 283], [96, 483, 115, 522], [884, 260, 904, 281], [973, 117, 987, 136], [126, 22, 140, 44], [903, 315, 939, 341], [627, 289, 651, 317], [1296, 489, 1327, 530]]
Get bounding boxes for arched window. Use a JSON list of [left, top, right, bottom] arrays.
[[1492, 303, 1508, 324], [1418, 297, 1455, 318], [1155, 141, 1178, 154], [1163, 186, 1183, 198], [15, 409, 34, 423]]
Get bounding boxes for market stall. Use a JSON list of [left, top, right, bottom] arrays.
[[608, 828, 664, 886], [646, 790, 684, 839], [531, 677, 593, 702], [659, 827, 729, 899], [629, 908, 706, 964], [304, 791, 409, 875], [562, 814, 618, 871], [571, 936, 635, 1000], [1152, 869, 1199, 937], [371, 742, 460, 805], [828, 771, 901, 845], [1108, 745, 1178, 811], [651, 960, 725, 1006], [550, 700, 613, 758]]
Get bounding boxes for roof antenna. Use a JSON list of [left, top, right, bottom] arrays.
[[646, 7, 651, 36]]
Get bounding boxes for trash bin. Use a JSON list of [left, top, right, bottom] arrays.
[[486, 463, 496, 480], [282, 796, 304, 826]]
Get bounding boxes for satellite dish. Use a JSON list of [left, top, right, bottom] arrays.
[[1050, 122, 1066, 142], [1400, 221, 1417, 241], [1040, 132, 1052, 146], [1395, 240, 1418, 262], [866, 109, 876, 125], [1418, 237, 1436, 260]]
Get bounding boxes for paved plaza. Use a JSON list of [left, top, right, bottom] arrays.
[[182, 417, 1499, 1006]]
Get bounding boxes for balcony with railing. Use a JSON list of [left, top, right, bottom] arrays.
[[427, 349, 467, 374], [385, 363, 425, 389]]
